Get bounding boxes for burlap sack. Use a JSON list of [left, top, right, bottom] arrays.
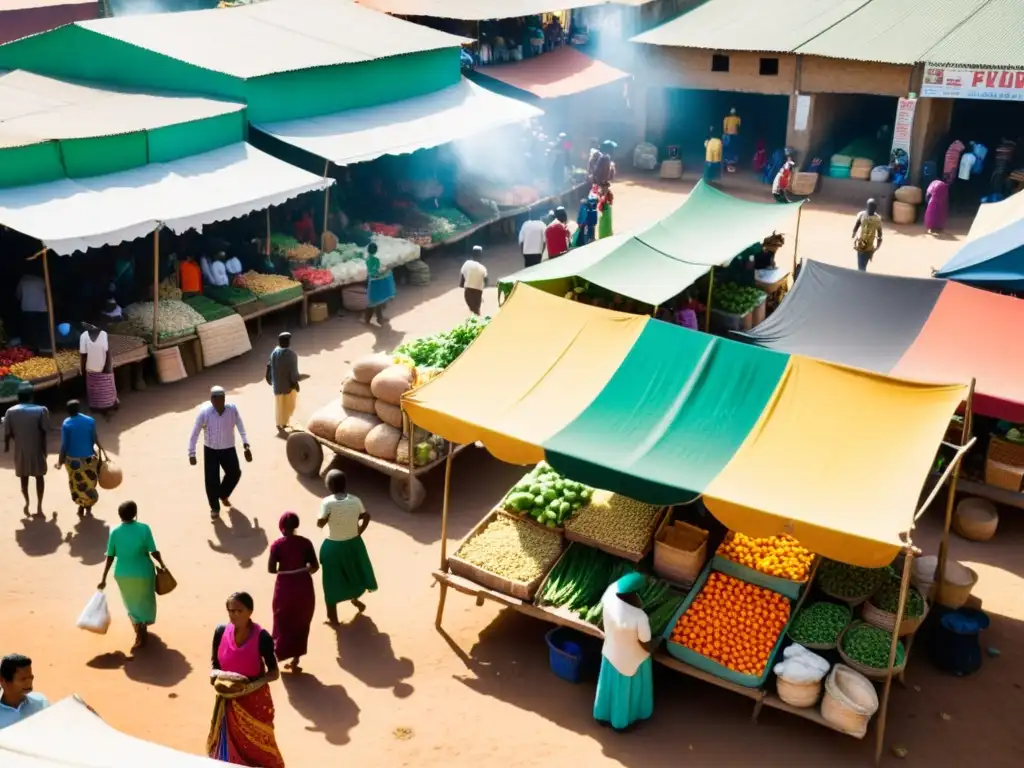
[[370, 364, 416, 406], [342, 392, 376, 414], [352, 353, 392, 384], [334, 413, 382, 452], [341, 376, 373, 398], [374, 400, 404, 429], [307, 401, 349, 442], [364, 423, 402, 461]]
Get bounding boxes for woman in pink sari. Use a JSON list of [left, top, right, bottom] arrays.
[[924, 179, 950, 234], [207, 592, 285, 767]]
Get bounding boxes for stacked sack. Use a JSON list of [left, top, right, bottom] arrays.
[[337, 354, 416, 462], [405, 259, 431, 287]]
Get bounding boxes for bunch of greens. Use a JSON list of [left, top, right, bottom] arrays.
[[817, 559, 890, 600], [394, 316, 490, 369], [787, 601, 851, 646], [870, 574, 925, 618], [841, 623, 905, 669], [711, 283, 766, 315], [270, 233, 301, 255]]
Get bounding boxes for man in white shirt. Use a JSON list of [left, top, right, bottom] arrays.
[[0, 654, 48, 730], [200, 254, 230, 287], [518, 209, 546, 268], [460, 246, 488, 316], [188, 386, 252, 519], [15, 273, 50, 352], [958, 152, 976, 181]]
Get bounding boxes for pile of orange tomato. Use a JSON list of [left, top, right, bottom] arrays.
[[717, 532, 814, 582], [670, 572, 790, 677]]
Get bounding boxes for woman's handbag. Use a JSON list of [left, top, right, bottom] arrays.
[[155, 567, 177, 596], [97, 451, 123, 490]]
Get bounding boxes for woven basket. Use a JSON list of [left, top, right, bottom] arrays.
[[342, 286, 369, 311], [197, 314, 251, 368], [788, 602, 852, 650], [153, 347, 186, 384], [837, 622, 906, 680], [911, 556, 978, 608], [849, 164, 872, 181], [954, 497, 998, 542], [818, 575, 884, 607], [892, 201, 917, 224], [820, 664, 878, 737], [861, 596, 929, 636], [777, 676, 821, 708], [659, 159, 683, 179], [894, 185, 923, 204]]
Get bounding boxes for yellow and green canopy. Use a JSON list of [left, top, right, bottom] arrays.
[[403, 285, 966, 567], [497, 180, 804, 306]]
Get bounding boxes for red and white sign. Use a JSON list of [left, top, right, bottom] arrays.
[[921, 64, 1024, 101], [891, 97, 916, 159]]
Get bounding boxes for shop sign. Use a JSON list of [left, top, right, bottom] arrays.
[[921, 64, 1024, 101], [890, 97, 916, 159]]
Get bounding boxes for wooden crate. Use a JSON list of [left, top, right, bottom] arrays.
[[985, 436, 1024, 492], [654, 511, 708, 587], [564, 505, 666, 563]]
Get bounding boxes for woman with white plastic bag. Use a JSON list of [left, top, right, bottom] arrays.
[[76, 590, 111, 635]]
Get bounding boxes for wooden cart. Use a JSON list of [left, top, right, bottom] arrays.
[[285, 429, 471, 512]]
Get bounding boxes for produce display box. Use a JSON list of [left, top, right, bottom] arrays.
[[448, 510, 564, 602], [662, 562, 794, 689], [498, 466, 591, 532], [564, 503, 667, 563], [257, 285, 304, 308], [653, 510, 708, 588], [710, 295, 766, 333], [711, 552, 816, 600]]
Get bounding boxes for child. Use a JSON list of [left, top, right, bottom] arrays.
[[460, 246, 488, 316]]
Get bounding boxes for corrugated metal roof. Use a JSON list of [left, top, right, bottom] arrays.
[[922, 0, 1024, 67], [0, 0, 94, 9], [632, 0, 870, 53], [356, 0, 609, 20], [0, 69, 243, 148], [77, 0, 470, 79], [795, 0, 991, 64]]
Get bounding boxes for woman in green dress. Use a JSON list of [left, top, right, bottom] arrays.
[[98, 501, 168, 650], [593, 572, 654, 730], [317, 469, 377, 624]]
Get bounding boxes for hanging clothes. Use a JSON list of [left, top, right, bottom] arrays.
[[943, 140, 965, 183]]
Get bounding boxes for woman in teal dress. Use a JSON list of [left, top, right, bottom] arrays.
[[317, 469, 378, 624], [98, 500, 168, 650], [594, 572, 654, 730], [363, 242, 396, 326]]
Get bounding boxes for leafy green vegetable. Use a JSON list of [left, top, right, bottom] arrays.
[[787, 601, 851, 646], [817, 559, 890, 599], [500, 461, 595, 527], [842, 622, 905, 669], [711, 282, 766, 316], [870, 573, 925, 618], [394, 315, 491, 369]]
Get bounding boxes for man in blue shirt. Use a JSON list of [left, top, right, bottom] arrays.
[[0, 654, 48, 730]]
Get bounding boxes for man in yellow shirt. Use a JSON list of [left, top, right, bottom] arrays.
[[723, 108, 741, 135], [704, 128, 723, 182], [723, 108, 741, 171]]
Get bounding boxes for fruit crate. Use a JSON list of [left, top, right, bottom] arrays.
[[711, 551, 817, 600]]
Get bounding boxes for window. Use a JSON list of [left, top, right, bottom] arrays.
[[711, 54, 730, 72], [759, 57, 780, 76]]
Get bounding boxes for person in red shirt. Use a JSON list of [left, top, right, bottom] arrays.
[[544, 207, 570, 258], [291, 210, 316, 244]]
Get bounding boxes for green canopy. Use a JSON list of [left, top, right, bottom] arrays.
[[498, 181, 804, 306]]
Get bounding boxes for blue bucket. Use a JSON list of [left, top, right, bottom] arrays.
[[545, 628, 591, 683]]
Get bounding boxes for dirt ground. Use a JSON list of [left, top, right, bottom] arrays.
[[2, 174, 1021, 767]]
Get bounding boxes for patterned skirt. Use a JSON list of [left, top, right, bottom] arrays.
[[86, 371, 118, 410], [208, 685, 285, 767], [65, 455, 100, 508]]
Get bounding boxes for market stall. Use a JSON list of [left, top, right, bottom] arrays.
[[402, 284, 971, 761], [497, 181, 803, 328], [738, 260, 1024, 508], [0, 696, 224, 766], [935, 189, 1024, 290], [285, 316, 489, 509]]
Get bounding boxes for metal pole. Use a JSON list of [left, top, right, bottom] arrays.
[[265, 208, 271, 257], [935, 378, 975, 599], [39, 248, 62, 383], [875, 548, 914, 765], [704, 267, 714, 332], [321, 159, 331, 251], [792, 204, 803, 275], [152, 229, 161, 346]]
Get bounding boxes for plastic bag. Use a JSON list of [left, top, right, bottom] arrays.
[[76, 591, 111, 635], [783, 644, 830, 675], [774, 658, 828, 684]]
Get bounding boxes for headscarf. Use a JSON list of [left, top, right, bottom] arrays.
[[279, 511, 299, 534], [615, 571, 646, 595]]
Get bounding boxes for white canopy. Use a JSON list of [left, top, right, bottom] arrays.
[[0, 142, 333, 256], [254, 78, 542, 167], [0, 696, 223, 766]]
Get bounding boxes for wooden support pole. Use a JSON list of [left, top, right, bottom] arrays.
[[152, 228, 161, 347], [435, 447, 455, 629], [792, 204, 804, 275], [704, 267, 714, 332], [265, 208, 271, 257], [875, 549, 915, 765], [321, 160, 331, 251], [39, 248, 62, 383], [935, 378, 975, 598]]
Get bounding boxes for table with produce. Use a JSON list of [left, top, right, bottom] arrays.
[[710, 282, 767, 330]]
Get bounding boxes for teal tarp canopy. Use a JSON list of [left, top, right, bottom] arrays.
[[936, 190, 1024, 290], [498, 181, 803, 306]]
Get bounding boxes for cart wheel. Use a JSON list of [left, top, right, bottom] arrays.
[[390, 475, 426, 512], [286, 433, 323, 476]]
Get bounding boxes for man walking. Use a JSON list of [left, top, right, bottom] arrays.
[[518, 209, 546, 268], [3, 383, 49, 516], [188, 386, 251, 520], [851, 198, 884, 271], [267, 332, 300, 433], [545, 207, 571, 259], [460, 246, 488, 316]]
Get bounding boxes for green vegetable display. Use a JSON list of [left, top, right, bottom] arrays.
[[394, 315, 490, 369], [712, 282, 766, 316], [539, 543, 683, 634], [841, 622, 905, 669], [870, 574, 925, 618], [787, 601, 851, 646], [817, 559, 890, 600], [502, 461, 593, 528]]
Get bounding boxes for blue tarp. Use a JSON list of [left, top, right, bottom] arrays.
[[937, 191, 1024, 290]]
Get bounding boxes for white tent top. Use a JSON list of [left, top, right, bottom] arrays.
[[0, 69, 243, 149], [0, 142, 332, 255], [76, 0, 471, 79], [255, 78, 541, 166], [0, 696, 223, 766]]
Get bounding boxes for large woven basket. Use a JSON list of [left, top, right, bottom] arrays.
[[861, 595, 929, 636], [197, 314, 251, 368], [153, 346, 186, 384], [892, 201, 917, 224], [777, 676, 821, 708], [954, 497, 998, 542], [894, 185, 923, 204], [911, 556, 978, 608], [820, 664, 878, 738], [837, 622, 906, 681]]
